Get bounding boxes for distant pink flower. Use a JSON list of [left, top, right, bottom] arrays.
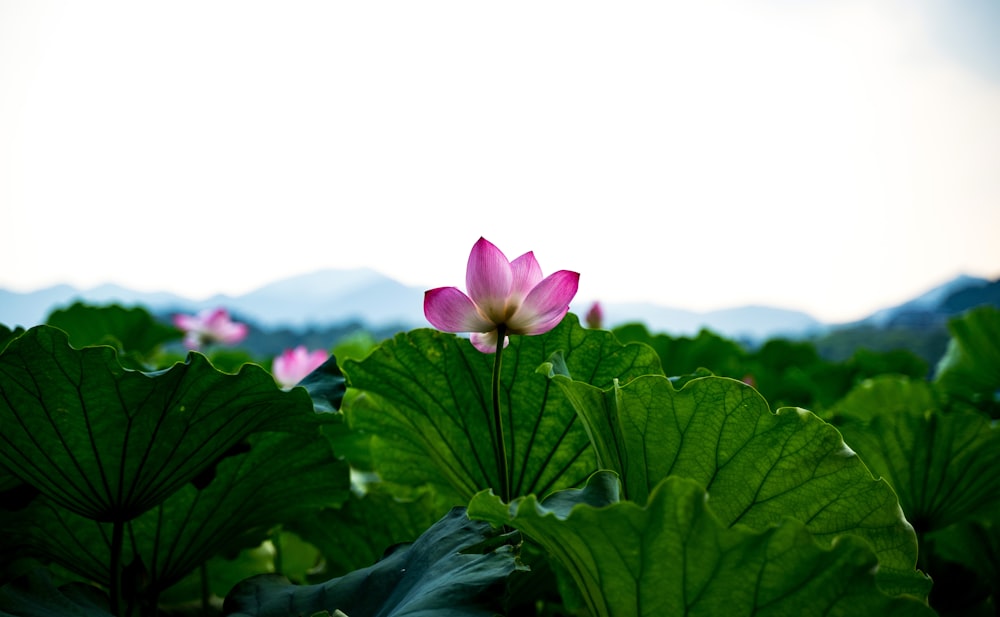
[[172, 308, 248, 350], [585, 301, 603, 329], [424, 237, 579, 353], [272, 346, 329, 389]]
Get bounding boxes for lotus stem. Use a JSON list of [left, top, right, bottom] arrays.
[[492, 324, 510, 503]]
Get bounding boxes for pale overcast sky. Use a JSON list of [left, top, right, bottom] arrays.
[[1, 0, 998, 323]]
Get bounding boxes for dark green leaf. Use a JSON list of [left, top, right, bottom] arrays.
[[45, 302, 178, 360], [0, 325, 24, 354], [159, 541, 273, 606], [222, 507, 520, 617], [829, 375, 939, 424], [0, 467, 25, 495], [930, 521, 999, 592], [298, 355, 347, 414], [0, 568, 113, 617], [925, 521, 998, 615], [0, 325, 329, 522], [202, 348, 259, 374], [934, 307, 1000, 406], [612, 324, 748, 379], [288, 486, 446, 578], [834, 376, 1000, 533], [5, 430, 350, 596]]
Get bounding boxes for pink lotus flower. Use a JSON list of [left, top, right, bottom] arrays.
[[585, 301, 603, 329], [272, 346, 329, 389], [424, 237, 579, 353], [172, 307, 248, 350]]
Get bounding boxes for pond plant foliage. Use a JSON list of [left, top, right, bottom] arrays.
[[0, 250, 998, 616]]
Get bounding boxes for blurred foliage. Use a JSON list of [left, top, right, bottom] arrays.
[[812, 323, 951, 370], [612, 323, 929, 411]]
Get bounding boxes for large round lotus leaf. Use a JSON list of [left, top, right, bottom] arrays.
[[0, 326, 325, 522]]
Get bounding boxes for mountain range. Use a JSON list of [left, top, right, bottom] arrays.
[[1, 270, 996, 343]]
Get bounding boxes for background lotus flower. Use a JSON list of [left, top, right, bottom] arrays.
[[585, 301, 603, 329], [272, 345, 329, 389], [424, 237, 579, 353], [172, 307, 248, 350]]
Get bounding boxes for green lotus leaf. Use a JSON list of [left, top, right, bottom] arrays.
[[833, 376, 1000, 533], [934, 306, 1000, 404], [0, 325, 329, 522], [829, 375, 939, 424], [0, 325, 24, 354], [45, 302, 179, 359], [925, 521, 998, 615], [287, 486, 445, 578], [0, 467, 24, 495], [469, 472, 936, 617], [158, 541, 275, 608], [297, 354, 347, 414], [548, 370, 925, 596], [931, 521, 999, 591], [341, 315, 662, 502], [612, 323, 748, 379], [4, 429, 350, 600], [221, 507, 520, 617]]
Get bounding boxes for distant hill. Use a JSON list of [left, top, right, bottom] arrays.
[[857, 274, 990, 328], [1, 271, 996, 349], [1, 284, 86, 331], [811, 275, 998, 366], [0, 269, 426, 332], [595, 302, 824, 342], [210, 268, 426, 329], [940, 278, 1000, 313]]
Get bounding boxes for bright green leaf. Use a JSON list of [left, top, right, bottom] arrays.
[[469, 473, 936, 617], [549, 372, 925, 595], [341, 315, 662, 502]]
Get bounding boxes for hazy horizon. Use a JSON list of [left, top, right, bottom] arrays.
[[2, 265, 991, 330]]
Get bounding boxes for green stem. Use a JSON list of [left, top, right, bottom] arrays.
[[110, 517, 124, 617], [492, 324, 510, 503]]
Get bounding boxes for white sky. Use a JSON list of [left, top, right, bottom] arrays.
[[1, 0, 998, 324]]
